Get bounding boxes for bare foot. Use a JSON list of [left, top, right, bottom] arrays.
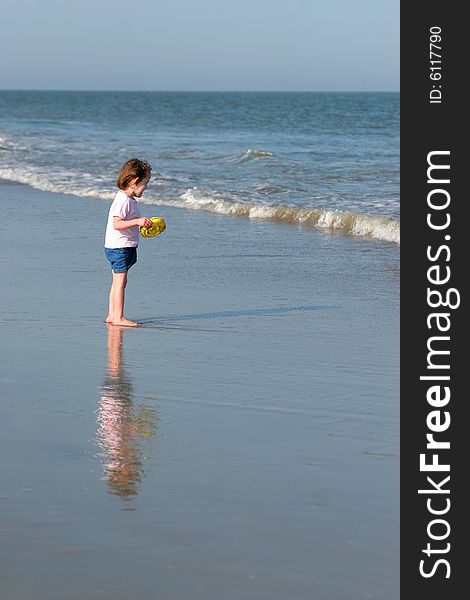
[[109, 318, 139, 328]]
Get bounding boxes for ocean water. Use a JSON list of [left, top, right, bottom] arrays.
[[1, 92, 400, 598], [0, 90, 399, 244]]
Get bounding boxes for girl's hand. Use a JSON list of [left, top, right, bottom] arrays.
[[138, 217, 153, 228]]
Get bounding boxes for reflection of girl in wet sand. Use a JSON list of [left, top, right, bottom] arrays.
[[96, 325, 157, 501]]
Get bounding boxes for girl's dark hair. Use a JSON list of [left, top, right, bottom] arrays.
[[117, 158, 152, 190]]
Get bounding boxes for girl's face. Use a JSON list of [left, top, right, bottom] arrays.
[[132, 176, 150, 198]]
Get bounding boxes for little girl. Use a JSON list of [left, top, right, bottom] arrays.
[[104, 158, 153, 327]]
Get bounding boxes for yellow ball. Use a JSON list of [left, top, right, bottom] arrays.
[[140, 217, 166, 238]]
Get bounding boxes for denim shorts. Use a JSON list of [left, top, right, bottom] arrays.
[[105, 247, 137, 273]]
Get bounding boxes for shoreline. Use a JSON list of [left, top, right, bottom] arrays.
[[0, 176, 399, 246]]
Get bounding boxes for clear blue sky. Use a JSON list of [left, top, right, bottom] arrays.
[[0, 0, 399, 91]]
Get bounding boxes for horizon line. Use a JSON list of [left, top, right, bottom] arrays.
[[0, 87, 400, 94]]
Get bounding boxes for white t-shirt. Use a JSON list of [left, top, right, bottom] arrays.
[[104, 190, 141, 248]]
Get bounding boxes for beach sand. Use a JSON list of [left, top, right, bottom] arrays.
[[0, 181, 399, 600]]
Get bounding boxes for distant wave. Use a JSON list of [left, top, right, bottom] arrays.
[[0, 136, 13, 151], [0, 169, 400, 245], [226, 148, 274, 164]]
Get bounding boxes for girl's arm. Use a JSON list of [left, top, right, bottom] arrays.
[[113, 216, 152, 230]]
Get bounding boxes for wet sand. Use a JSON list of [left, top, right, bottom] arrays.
[[0, 181, 400, 600]]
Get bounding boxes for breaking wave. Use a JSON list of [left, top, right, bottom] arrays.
[[161, 188, 400, 245], [0, 168, 399, 245]]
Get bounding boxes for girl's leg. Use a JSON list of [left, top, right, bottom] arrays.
[[106, 274, 116, 323], [106, 271, 138, 327]]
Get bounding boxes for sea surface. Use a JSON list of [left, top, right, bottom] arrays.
[[0, 90, 399, 244]]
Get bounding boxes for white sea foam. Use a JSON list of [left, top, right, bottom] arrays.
[[164, 188, 400, 244], [0, 167, 115, 201], [0, 168, 400, 245]]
